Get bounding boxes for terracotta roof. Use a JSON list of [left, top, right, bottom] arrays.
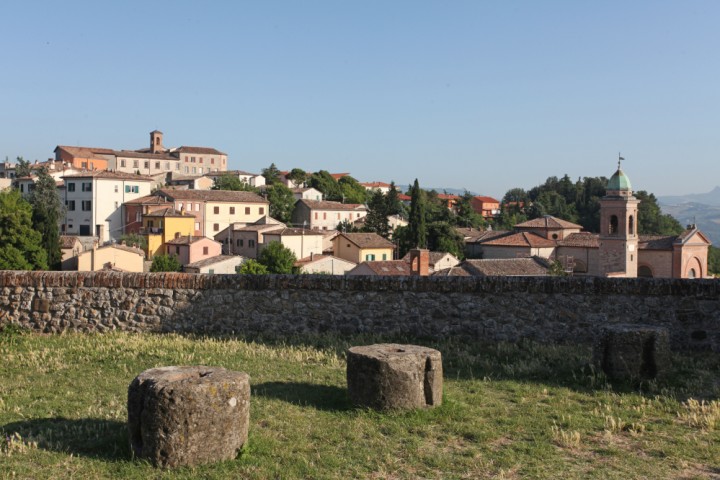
[[400, 251, 458, 267], [638, 235, 676, 250], [437, 193, 460, 200], [297, 199, 366, 211], [398, 193, 411, 201], [166, 235, 213, 245], [431, 265, 473, 277], [557, 232, 600, 248], [264, 228, 326, 237], [330, 173, 350, 180], [294, 254, 355, 267], [123, 194, 172, 206], [144, 207, 195, 218], [158, 189, 267, 203], [62, 171, 155, 181], [185, 255, 238, 269], [473, 196, 500, 204], [233, 224, 284, 233], [205, 170, 259, 177], [515, 215, 583, 230], [357, 260, 411, 276], [459, 229, 509, 243], [360, 181, 392, 188], [461, 258, 550, 276], [115, 150, 177, 160], [59, 236, 80, 249], [175, 146, 227, 155], [479, 231, 556, 248], [55, 145, 116, 158], [339, 232, 396, 249], [96, 243, 145, 256]]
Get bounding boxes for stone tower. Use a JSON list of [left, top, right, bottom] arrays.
[[150, 130, 164, 154], [598, 163, 640, 277]]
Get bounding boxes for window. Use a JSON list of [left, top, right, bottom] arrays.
[[81, 200, 92, 211], [192, 167, 197, 174], [199, 167, 203, 174], [208, 269, 214, 274], [214, 206, 220, 214], [195, 203, 200, 211], [176, 246, 180, 255], [176, 163, 180, 171], [114, 185, 118, 193], [82, 182, 92, 192], [315, 212, 318, 220], [165, 162, 170, 170], [185, 166, 189, 173], [203, 246, 209, 255], [133, 160, 139, 168], [213, 223, 219, 231], [237, 239, 243, 247], [382, 254, 387, 260], [200, 157, 203, 163], [81, 162, 88, 169], [155, 162, 160, 170], [629, 215, 635, 235], [185, 156, 189, 162], [125, 185, 140, 193], [230, 207, 235, 214], [365, 254, 375, 261], [245, 207, 250, 215], [191, 157, 196, 163], [211, 158, 215, 164], [249, 239, 255, 247], [195, 222, 200, 230], [144, 161, 149, 169], [609, 215, 618, 235], [19, 184, 24, 193], [67, 200, 75, 211], [323, 213, 327, 220], [120, 159, 126, 168], [337, 213, 341, 219], [259, 207, 264, 215]]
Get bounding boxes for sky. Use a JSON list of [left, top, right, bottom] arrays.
[[1, 1, 718, 199]]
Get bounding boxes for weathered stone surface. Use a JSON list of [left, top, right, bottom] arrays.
[[127, 366, 250, 468], [593, 324, 671, 381], [347, 344, 443, 410]]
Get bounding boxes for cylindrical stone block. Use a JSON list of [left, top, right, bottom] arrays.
[[128, 365, 250, 468], [593, 324, 670, 381], [347, 343, 443, 410]]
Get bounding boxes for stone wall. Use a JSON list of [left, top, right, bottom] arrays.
[[0, 271, 718, 351]]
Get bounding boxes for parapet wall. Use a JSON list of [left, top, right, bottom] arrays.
[[0, 271, 718, 351]]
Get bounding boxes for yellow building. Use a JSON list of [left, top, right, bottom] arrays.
[[140, 207, 196, 258], [332, 232, 395, 264], [76, 244, 145, 272]]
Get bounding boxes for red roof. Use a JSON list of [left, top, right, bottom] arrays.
[[473, 196, 500, 204], [480, 231, 556, 248]]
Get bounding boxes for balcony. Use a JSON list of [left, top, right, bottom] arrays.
[[139, 227, 164, 235]]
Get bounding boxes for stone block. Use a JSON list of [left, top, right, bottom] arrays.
[[347, 343, 442, 410], [593, 324, 670, 381], [127, 365, 250, 468]]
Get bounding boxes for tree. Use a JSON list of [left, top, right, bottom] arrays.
[[119, 233, 148, 250], [237, 259, 269, 275], [212, 174, 258, 192], [635, 191, 684, 235], [0, 189, 48, 270], [265, 184, 295, 223], [257, 241, 297, 274], [363, 190, 390, 238], [338, 176, 368, 204], [454, 192, 485, 229], [386, 181, 405, 217], [150, 253, 182, 272], [308, 170, 342, 201], [336, 219, 360, 233], [286, 168, 308, 187], [427, 222, 464, 259], [28, 167, 64, 269], [708, 246, 720, 276], [14, 157, 32, 181], [407, 179, 427, 249], [261, 163, 282, 186]]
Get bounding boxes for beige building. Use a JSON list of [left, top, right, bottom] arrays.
[[261, 228, 326, 260], [215, 217, 285, 257], [184, 255, 245, 274], [76, 244, 145, 272], [333, 232, 396, 264], [294, 254, 356, 275], [292, 199, 367, 230]]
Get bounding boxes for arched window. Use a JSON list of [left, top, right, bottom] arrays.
[[609, 215, 618, 235], [638, 265, 653, 278], [688, 268, 696, 279], [629, 215, 635, 235]]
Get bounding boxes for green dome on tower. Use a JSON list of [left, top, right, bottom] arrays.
[[607, 168, 632, 192]]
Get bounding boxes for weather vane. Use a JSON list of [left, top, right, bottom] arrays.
[[618, 152, 625, 170]]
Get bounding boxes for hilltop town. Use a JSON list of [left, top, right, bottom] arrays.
[[0, 130, 713, 279]]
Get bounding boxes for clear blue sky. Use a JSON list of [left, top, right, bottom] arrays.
[[2, 1, 718, 198]]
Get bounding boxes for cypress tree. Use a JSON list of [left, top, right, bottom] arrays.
[[408, 179, 427, 248]]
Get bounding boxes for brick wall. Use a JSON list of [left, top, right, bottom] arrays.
[[0, 271, 718, 351]]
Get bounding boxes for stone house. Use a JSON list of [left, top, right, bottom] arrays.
[[332, 232, 396, 264], [291, 199, 367, 230]]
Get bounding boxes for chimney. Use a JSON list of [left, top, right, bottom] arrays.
[[310, 252, 315, 261], [409, 248, 430, 276]]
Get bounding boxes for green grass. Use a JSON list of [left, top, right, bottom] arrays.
[[1, 327, 718, 479]]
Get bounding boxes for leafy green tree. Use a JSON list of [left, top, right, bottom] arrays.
[[119, 233, 148, 250], [708, 246, 720, 276], [258, 241, 297, 274], [262, 163, 282, 186], [0, 189, 48, 270], [363, 190, 390, 238], [427, 222, 464, 259], [338, 176, 368, 204], [308, 170, 342, 201], [266, 184, 295, 223], [407, 179, 427, 249], [29, 167, 64, 269], [14, 157, 32, 180], [212, 174, 258, 192], [635, 191, 684, 235], [150, 253, 182, 272], [336, 219, 360, 233], [286, 168, 308, 187], [548, 259, 569, 276], [454, 192, 485, 229], [386, 181, 404, 217], [237, 259, 269, 275]]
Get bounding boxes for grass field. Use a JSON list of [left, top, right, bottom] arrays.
[[1, 326, 719, 479]]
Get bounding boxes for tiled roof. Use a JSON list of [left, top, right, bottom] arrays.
[[294, 254, 355, 267], [166, 235, 212, 245], [400, 251, 458, 267], [185, 255, 238, 269], [144, 207, 195, 218], [158, 189, 267, 203], [205, 170, 259, 177], [638, 235, 676, 250], [360, 181, 392, 188], [59, 236, 80, 249], [437, 193, 460, 200], [123, 195, 172, 205], [297, 199, 366, 211], [458, 229, 509, 243], [431, 265, 473, 277], [62, 171, 155, 181], [55, 145, 116, 158], [359, 260, 411, 276], [515, 215, 583, 230], [115, 150, 177, 160], [97, 244, 145, 256], [339, 232, 396, 249], [473, 196, 500, 204], [461, 258, 550, 276], [398, 193, 411, 201], [175, 146, 227, 155], [479, 231, 556, 248], [330, 173, 350, 180], [264, 228, 326, 237], [557, 232, 600, 248]]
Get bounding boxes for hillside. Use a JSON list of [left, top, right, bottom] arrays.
[[661, 202, 720, 245], [659, 186, 720, 207]]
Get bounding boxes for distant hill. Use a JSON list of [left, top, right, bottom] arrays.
[[661, 202, 720, 245], [659, 186, 720, 207], [426, 187, 479, 196]]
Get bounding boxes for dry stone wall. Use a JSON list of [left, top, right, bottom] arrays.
[[0, 271, 718, 351]]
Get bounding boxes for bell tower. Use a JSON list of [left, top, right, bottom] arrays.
[[599, 156, 640, 277], [150, 130, 164, 154]]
